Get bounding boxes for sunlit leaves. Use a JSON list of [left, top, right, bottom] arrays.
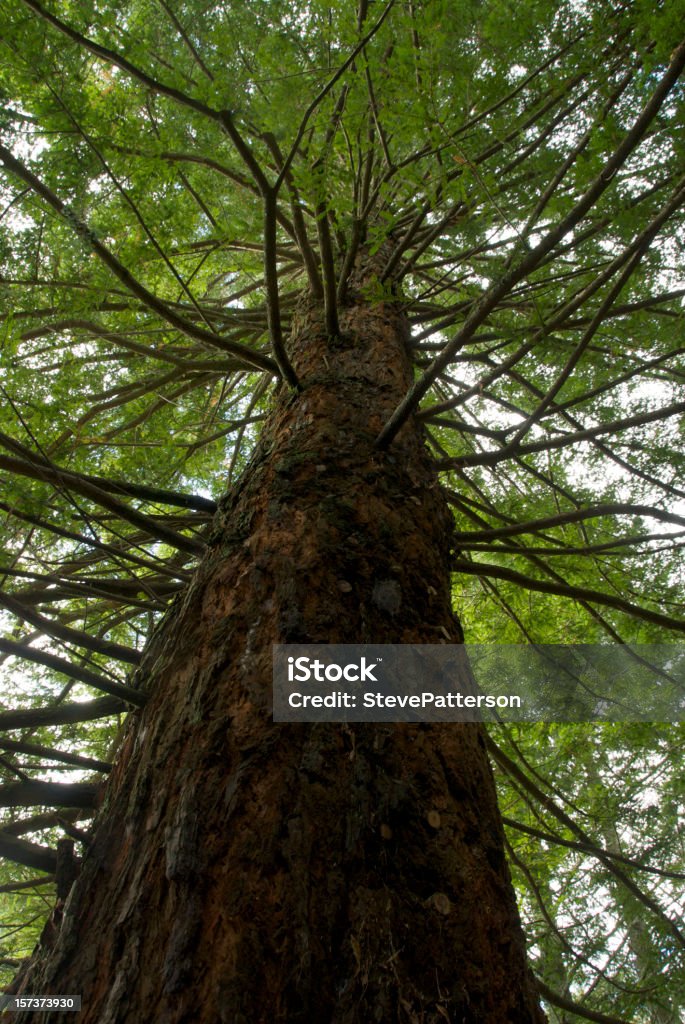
[[0, 0, 684, 1011]]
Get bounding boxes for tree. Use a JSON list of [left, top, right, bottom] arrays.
[[0, 0, 684, 1020]]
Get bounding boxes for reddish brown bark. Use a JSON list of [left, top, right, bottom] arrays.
[[13, 283, 545, 1022]]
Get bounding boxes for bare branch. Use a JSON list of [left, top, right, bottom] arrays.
[[0, 592, 141, 667], [0, 737, 110, 775], [0, 832, 57, 874], [0, 638, 145, 706], [0, 781, 98, 810], [0, 698, 126, 731]]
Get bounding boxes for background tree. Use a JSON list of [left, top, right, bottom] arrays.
[[0, 0, 684, 1020]]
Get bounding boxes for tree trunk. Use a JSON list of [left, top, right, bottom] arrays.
[[13, 280, 545, 1022]]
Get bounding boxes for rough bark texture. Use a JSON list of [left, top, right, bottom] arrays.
[[13, 279, 545, 1022]]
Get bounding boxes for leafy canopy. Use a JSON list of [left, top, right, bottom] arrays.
[[0, 0, 684, 1018]]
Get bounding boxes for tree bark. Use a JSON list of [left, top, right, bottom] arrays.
[[13, 279, 545, 1022]]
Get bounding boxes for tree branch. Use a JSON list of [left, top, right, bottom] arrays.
[[536, 978, 635, 1024], [451, 557, 685, 633], [0, 737, 110, 775], [502, 816, 685, 881], [276, 0, 397, 186], [487, 736, 685, 949], [0, 638, 146, 706], [0, 591, 141, 667], [0, 446, 206, 557], [0, 145, 279, 376], [0, 781, 98, 810], [0, 832, 57, 874], [0, 697, 126, 731], [376, 38, 685, 446], [437, 399, 685, 469]]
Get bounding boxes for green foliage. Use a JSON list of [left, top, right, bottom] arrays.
[[496, 722, 685, 1022], [0, 0, 683, 1014]]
